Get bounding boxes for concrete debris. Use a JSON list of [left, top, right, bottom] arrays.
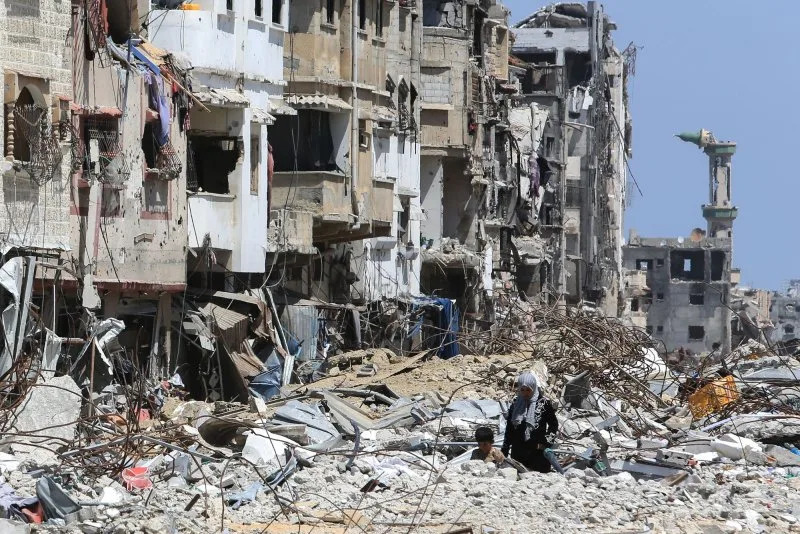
[[0, 1, 797, 530], [7, 375, 81, 444], [0, 290, 797, 533]]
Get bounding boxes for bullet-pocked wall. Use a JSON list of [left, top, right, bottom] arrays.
[[0, 0, 72, 253]]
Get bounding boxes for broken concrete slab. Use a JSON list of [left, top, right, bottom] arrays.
[[9, 375, 81, 444]]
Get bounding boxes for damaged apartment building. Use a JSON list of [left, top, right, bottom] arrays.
[[2, 0, 193, 377], [418, 0, 511, 321], [623, 129, 738, 355], [266, 0, 422, 304], [507, 2, 632, 315], [146, 0, 291, 290]]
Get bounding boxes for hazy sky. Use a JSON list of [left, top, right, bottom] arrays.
[[503, 0, 798, 291]]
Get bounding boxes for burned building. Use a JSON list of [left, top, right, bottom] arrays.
[[623, 129, 737, 354], [509, 2, 632, 314], [418, 0, 511, 319]]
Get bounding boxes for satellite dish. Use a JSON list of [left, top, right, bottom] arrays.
[[677, 237, 684, 244]]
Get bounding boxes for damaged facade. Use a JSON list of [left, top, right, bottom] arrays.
[[623, 129, 737, 355], [508, 1, 632, 314], [5, 3, 800, 533], [418, 0, 511, 320]]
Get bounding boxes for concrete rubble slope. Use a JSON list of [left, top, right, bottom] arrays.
[[0, 290, 799, 534]]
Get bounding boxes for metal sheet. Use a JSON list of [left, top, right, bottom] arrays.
[[280, 305, 319, 362]]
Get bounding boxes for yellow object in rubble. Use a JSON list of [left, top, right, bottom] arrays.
[[180, 3, 201, 9], [688, 375, 739, 418]]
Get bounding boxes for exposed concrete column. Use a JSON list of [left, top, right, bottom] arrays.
[[159, 293, 172, 375]]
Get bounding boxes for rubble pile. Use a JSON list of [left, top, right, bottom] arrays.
[[1, 296, 800, 533]]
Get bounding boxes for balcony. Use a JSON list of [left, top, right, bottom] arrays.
[[268, 209, 315, 254], [188, 192, 237, 251], [271, 171, 351, 222]]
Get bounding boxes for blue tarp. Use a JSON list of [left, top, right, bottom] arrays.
[[435, 297, 460, 358], [249, 351, 283, 401]]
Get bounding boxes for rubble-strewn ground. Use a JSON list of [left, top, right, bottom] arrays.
[[3, 306, 800, 534]]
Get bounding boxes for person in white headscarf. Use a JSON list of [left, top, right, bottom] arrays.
[[501, 371, 558, 472]]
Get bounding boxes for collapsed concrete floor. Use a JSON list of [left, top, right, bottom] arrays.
[[2, 302, 800, 534]]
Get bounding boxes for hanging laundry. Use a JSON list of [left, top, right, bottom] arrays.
[[528, 153, 540, 198]]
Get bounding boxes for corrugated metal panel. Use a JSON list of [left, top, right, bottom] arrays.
[[194, 88, 250, 107], [286, 94, 352, 111], [280, 305, 319, 362], [201, 302, 249, 350]]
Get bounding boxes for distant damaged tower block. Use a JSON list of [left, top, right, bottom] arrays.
[[676, 129, 738, 241]]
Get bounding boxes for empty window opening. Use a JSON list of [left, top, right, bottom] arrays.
[[657, 326, 664, 334], [630, 298, 639, 312], [565, 233, 579, 256], [358, 0, 366, 29], [255, 0, 262, 17], [710, 250, 726, 281], [375, 0, 384, 36], [187, 136, 242, 194], [565, 183, 581, 207], [226, 0, 233, 10], [271, 110, 337, 172], [656, 259, 664, 268], [312, 256, 324, 281], [101, 185, 122, 217], [636, 259, 653, 271], [471, 8, 485, 63], [786, 324, 795, 334], [645, 325, 653, 335], [397, 198, 410, 245], [517, 53, 557, 94], [689, 285, 705, 305], [656, 293, 664, 301], [670, 250, 705, 281], [272, 0, 281, 24], [565, 51, 592, 86], [688, 326, 705, 341], [326, 0, 335, 23], [358, 119, 370, 149]]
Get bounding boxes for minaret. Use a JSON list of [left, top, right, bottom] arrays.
[[676, 129, 738, 240]]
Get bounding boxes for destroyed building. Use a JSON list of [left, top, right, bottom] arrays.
[[766, 280, 800, 353], [623, 129, 737, 354], [418, 0, 512, 319], [508, 2, 632, 314], [1, 0, 192, 374]]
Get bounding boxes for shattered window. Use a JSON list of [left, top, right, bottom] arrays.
[[689, 285, 704, 305], [187, 136, 242, 194], [688, 326, 705, 341], [326, 0, 335, 24], [272, 0, 282, 24]]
